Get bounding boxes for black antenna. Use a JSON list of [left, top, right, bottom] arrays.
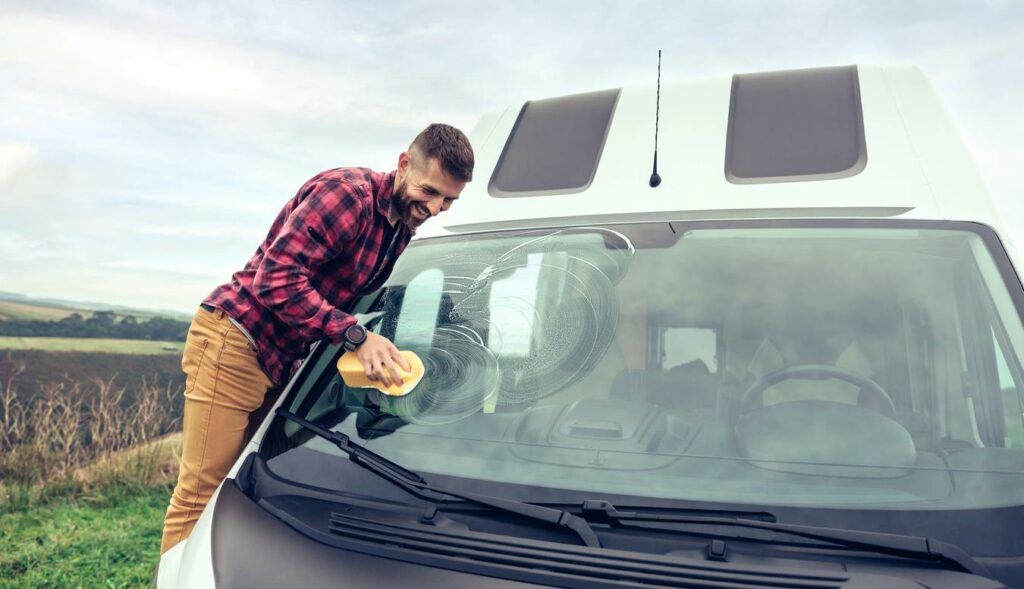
[[649, 49, 662, 188]]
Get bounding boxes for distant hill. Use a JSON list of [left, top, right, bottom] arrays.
[[0, 292, 191, 322], [0, 299, 81, 321]]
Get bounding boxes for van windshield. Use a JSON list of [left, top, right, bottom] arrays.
[[270, 221, 1024, 511]]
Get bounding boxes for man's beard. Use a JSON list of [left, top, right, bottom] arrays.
[[392, 180, 412, 223], [392, 179, 427, 227]]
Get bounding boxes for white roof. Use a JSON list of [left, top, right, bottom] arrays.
[[422, 64, 1000, 238]]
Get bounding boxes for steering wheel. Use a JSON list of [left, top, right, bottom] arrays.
[[738, 364, 896, 418]]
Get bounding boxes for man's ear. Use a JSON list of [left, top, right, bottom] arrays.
[[396, 151, 412, 184]]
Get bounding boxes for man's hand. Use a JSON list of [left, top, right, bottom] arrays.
[[356, 331, 413, 387]]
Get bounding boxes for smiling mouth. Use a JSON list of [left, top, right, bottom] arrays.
[[415, 204, 429, 218]]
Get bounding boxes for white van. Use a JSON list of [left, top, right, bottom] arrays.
[[157, 64, 1023, 588]]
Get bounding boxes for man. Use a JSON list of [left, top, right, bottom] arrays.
[[160, 124, 474, 553]]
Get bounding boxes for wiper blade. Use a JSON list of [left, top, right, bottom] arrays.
[[274, 409, 600, 548], [576, 500, 990, 578]]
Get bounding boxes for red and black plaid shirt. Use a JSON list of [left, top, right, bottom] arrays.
[[204, 167, 412, 385]]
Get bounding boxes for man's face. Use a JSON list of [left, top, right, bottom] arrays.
[[392, 153, 466, 229]]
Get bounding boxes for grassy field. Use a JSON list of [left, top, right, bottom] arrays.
[[0, 433, 182, 587], [0, 337, 184, 354], [0, 300, 82, 322], [0, 485, 168, 588], [0, 347, 185, 588]]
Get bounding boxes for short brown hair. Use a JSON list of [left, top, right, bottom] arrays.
[[409, 123, 474, 182]]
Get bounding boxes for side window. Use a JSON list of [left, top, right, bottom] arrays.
[[965, 237, 1024, 448], [993, 327, 1024, 448], [661, 327, 718, 373]]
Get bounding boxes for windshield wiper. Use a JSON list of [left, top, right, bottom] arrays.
[[572, 500, 990, 578], [274, 408, 600, 548]]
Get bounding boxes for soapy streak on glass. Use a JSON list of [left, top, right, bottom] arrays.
[[360, 229, 635, 424]]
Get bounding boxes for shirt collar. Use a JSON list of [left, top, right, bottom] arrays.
[[375, 170, 397, 220]]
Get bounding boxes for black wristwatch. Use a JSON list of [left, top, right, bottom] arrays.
[[342, 323, 367, 352]]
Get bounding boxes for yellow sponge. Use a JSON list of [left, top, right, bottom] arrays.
[[337, 350, 425, 397]]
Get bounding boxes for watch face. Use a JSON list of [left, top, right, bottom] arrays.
[[346, 324, 366, 345]]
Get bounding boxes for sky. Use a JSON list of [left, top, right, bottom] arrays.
[[1, 0, 1022, 314]]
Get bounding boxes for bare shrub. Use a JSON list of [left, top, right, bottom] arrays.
[[0, 360, 28, 451], [0, 366, 182, 511], [27, 383, 61, 471], [131, 379, 168, 445], [93, 380, 182, 490], [88, 376, 128, 455], [51, 384, 85, 478]]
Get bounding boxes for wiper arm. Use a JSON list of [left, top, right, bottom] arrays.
[[275, 408, 600, 548], [576, 500, 990, 578]]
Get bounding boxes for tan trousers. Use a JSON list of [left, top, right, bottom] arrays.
[[160, 306, 273, 554]]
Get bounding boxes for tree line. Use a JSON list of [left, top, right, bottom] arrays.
[[0, 311, 189, 341]]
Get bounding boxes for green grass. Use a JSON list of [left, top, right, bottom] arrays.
[[0, 484, 170, 588], [0, 337, 184, 354]]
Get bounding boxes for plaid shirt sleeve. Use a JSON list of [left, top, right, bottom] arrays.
[[252, 179, 366, 343]]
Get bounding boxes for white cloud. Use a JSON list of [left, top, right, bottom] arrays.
[[0, 143, 69, 213], [133, 222, 264, 240], [0, 0, 1022, 312], [0, 142, 36, 184], [0, 257, 217, 314], [0, 231, 49, 261], [0, 12, 365, 117]]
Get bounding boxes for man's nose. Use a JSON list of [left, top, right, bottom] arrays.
[[427, 199, 443, 216]]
